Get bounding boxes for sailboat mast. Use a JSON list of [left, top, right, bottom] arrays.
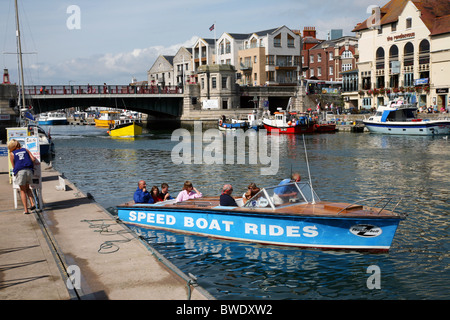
[[14, 0, 26, 112]]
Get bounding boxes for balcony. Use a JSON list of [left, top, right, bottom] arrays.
[[240, 63, 252, 71]]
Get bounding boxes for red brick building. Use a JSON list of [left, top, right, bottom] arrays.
[[305, 36, 358, 82]]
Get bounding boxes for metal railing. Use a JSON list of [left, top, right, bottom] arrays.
[[336, 195, 404, 216], [23, 85, 183, 95]]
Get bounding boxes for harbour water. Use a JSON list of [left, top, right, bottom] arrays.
[[47, 124, 449, 300]]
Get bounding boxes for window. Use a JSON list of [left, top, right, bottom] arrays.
[[266, 55, 274, 65], [287, 34, 295, 48], [254, 56, 257, 63], [406, 17, 412, 29], [329, 66, 334, 75], [342, 50, 353, 59], [222, 76, 227, 89], [317, 67, 322, 76], [391, 21, 397, 32], [317, 54, 322, 62], [212, 77, 216, 89], [274, 34, 281, 47], [310, 68, 315, 77], [310, 55, 314, 63], [342, 64, 352, 71], [329, 52, 333, 60]]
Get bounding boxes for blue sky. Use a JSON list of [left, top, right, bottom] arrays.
[[1, 0, 386, 85]]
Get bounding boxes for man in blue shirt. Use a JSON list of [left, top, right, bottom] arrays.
[[133, 180, 154, 204], [220, 184, 238, 207], [273, 172, 301, 205]]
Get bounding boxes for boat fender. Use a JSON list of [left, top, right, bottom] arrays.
[[219, 120, 223, 126]]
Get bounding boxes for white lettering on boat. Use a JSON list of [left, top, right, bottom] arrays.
[[184, 216, 234, 231], [245, 223, 318, 237], [127, 211, 318, 238], [129, 211, 176, 225]]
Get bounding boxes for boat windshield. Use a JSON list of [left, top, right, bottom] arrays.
[[243, 182, 320, 209]]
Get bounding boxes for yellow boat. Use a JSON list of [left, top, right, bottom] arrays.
[[108, 120, 143, 137], [95, 111, 121, 127]]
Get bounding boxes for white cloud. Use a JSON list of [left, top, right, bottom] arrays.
[[23, 36, 198, 85]]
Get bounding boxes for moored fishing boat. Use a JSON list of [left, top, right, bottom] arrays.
[[314, 122, 336, 133], [262, 111, 315, 134], [218, 116, 248, 131], [363, 98, 450, 135], [107, 120, 143, 137], [117, 181, 405, 251]]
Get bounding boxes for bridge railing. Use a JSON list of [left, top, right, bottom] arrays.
[[24, 85, 183, 95]]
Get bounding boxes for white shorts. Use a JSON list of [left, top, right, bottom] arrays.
[[15, 169, 33, 186]]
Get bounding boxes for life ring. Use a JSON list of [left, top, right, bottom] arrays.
[[219, 120, 223, 126]]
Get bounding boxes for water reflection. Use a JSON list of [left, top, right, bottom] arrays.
[[49, 125, 449, 299]]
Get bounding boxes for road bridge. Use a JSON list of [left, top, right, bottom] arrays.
[[24, 84, 184, 117]]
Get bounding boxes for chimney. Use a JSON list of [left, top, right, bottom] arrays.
[[303, 27, 316, 39]]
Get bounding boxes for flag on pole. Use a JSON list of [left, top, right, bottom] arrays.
[[209, 24, 215, 31]]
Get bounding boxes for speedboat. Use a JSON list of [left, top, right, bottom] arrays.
[[117, 181, 405, 251], [363, 98, 450, 135], [37, 111, 68, 125], [107, 120, 143, 137]]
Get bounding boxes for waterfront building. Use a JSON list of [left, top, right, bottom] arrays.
[[216, 33, 249, 66], [173, 47, 193, 86], [237, 26, 301, 86], [147, 55, 175, 87], [353, 0, 450, 111], [300, 27, 324, 79], [306, 36, 358, 83], [192, 38, 216, 76], [196, 64, 239, 110]]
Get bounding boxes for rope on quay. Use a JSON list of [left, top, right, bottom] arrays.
[[116, 218, 210, 300], [80, 217, 214, 300], [80, 219, 134, 254]]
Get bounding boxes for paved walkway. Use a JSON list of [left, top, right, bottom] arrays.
[[0, 162, 213, 300]]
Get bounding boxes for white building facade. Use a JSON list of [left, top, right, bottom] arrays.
[[354, 0, 450, 111]]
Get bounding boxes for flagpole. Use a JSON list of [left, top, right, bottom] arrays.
[[214, 21, 216, 63]]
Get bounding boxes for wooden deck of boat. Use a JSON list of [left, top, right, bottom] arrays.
[[119, 197, 401, 219]]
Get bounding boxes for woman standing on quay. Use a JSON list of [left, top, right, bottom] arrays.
[[8, 139, 37, 214]]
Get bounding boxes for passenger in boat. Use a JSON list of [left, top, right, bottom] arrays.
[[151, 186, 164, 203], [273, 172, 301, 205], [159, 183, 173, 201], [242, 183, 260, 204], [7, 139, 38, 214], [220, 184, 238, 207], [133, 180, 154, 204], [175, 181, 203, 202]]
